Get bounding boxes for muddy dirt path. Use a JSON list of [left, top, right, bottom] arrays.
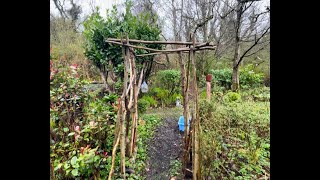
[[145, 118, 183, 180]]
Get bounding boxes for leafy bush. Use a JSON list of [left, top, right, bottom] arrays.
[[138, 99, 150, 114], [240, 64, 264, 89], [210, 64, 264, 90], [50, 64, 119, 179], [50, 63, 89, 132], [223, 92, 241, 103], [152, 87, 169, 99], [147, 69, 183, 107], [140, 95, 158, 107], [199, 99, 270, 179], [147, 87, 182, 107], [149, 87, 168, 107], [210, 68, 232, 89], [155, 69, 181, 95]]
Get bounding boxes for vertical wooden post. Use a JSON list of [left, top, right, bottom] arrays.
[[120, 34, 128, 179], [206, 74, 212, 101], [179, 50, 190, 177], [132, 56, 138, 156], [108, 34, 133, 179], [190, 33, 200, 180], [129, 34, 138, 158], [182, 33, 193, 178], [206, 81, 211, 101]]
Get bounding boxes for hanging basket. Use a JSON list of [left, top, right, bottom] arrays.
[[206, 74, 213, 82]]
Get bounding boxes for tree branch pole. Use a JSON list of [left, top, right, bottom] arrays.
[[107, 38, 203, 45], [135, 46, 216, 57], [126, 48, 134, 156], [119, 34, 129, 179], [190, 33, 200, 180], [106, 40, 215, 54], [184, 33, 193, 179], [108, 102, 122, 180], [129, 42, 139, 158]]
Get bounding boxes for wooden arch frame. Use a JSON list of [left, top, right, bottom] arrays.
[[107, 33, 215, 180]]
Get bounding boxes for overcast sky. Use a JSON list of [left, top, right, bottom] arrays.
[[51, 0, 270, 18], [51, 0, 269, 38], [50, 0, 122, 18]]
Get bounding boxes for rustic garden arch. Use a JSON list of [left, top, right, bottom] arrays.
[[106, 33, 216, 180]]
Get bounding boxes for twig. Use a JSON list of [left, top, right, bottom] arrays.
[[108, 129, 121, 180]]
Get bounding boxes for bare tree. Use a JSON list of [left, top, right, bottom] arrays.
[[52, 0, 68, 20], [68, 0, 82, 28], [230, 0, 270, 91], [51, 0, 82, 31]]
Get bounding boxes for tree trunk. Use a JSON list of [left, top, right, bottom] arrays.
[[99, 71, 108, 90], [232, 41, 241, 92], [231, 1, 243, 92], [231, 65, 240, 92]]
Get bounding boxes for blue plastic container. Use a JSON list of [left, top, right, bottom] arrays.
[[178, 115, 191, 132]]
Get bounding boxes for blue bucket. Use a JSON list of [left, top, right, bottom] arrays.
[[178, 115, 191, 132]]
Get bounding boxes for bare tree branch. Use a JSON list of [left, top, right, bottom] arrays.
[[52, 0, 68, 19], [244, 41, 269, 57], [236, 26, 269, 67], [193, 15, 214, 34]]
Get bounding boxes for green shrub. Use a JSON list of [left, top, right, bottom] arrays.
[[200, 90, 208, 99], [152, 87, 169, 99], [150, 87, 169, 107], [141, 95, 158, 107], [240, 64, 264, 89], [148, 70, 183, 107], [150, 87, 182, 107], [223, 92, 241, 103], [138, 99, 150, 114], [155, 70, 181, 95], [50, 65, 118, 179], [210, 68, 232, 89], [210, 64, 264, 90]]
